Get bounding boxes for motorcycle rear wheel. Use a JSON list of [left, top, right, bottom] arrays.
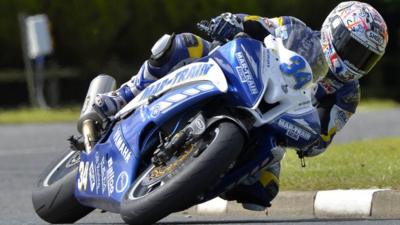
[[120, 121, 245, 225], [32, 149, 94, 223]]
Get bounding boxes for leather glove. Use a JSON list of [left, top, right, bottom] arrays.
[[198, 12, 244, 43]]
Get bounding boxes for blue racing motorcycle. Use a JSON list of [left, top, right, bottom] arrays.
[[32, 20, 321, 225]]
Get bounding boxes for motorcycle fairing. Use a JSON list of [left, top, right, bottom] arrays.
[[75, 81, 226, 213], [115, 59, 228, 119], [75, 137, 130, 212], [268, 109, 321, 149], [206, 38, 267, 108]]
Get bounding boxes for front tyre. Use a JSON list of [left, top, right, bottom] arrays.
[[121, 122, 245, 225], [32, 149, 94, 223]]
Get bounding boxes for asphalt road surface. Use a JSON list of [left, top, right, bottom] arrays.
[[0, 108, 399, 225]]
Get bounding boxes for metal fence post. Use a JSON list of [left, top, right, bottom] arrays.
[[18, 13, 38, 107]]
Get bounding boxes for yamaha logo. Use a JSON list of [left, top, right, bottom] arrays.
[[194, 118, 205, 130], [116, 171, 129, 193], [151, 104, 161, 117]]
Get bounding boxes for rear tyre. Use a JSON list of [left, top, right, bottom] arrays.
[[121, 122, 245, 225], [32, 149, 94, 223]]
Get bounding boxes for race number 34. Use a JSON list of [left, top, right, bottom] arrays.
[[279, 55, 312, 89], [78, 161, 89, 191]]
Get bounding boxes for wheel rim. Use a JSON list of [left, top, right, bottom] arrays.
[[43, 151, 80, 187], [127, 127, 220, 200]]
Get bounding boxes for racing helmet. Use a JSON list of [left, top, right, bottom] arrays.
[[320, 1, 388, 82]]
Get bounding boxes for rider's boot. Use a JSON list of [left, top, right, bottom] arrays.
[[94, 62, 158, 116], [220, 149, 283, 212], [242, 163, 280, 212]]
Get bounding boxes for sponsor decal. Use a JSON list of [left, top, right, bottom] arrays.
[[101, 157, 107, 194], [235, 51, 259, 95], [106, 158, 115, 196], [240, 44, 259, 77], [150, 104, 161, 118], [334, 107, 352, 131], [261, 49, 271, 82], [293, 118, 318, 134], [319, 76, 343, 94], [293, 100, 313, 112], [95, 154, 101, 194], [298, 100, 311, 107], [194, 118, 205, 130], [265, 49, 271, 68], [320, 79, 336, 94], [89, 162, 95, 192], [113, 128, 132, 162], [78, 161, 89, 191], [366, 31, 384, 45], [141, 63, 213, 100], [116, 171, 129, 193], [277, 118, 311, 141], [359, 7, 370, 18]]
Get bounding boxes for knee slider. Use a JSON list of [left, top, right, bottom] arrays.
[[149, 33, 176, 67]]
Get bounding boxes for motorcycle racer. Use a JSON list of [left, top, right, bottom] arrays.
[[94, 1, 388, 211]]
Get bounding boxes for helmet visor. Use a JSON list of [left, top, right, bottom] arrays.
[[331, 19, 382, 73]]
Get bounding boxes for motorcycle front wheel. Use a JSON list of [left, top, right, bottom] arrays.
[[120, 121, 245, 225], [32, 149, 94, 223]]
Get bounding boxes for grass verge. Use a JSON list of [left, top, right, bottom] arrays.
[[0, 107, 80, 124], [0, 98, 398, 124], [358, 98, 399, 112], [281, 137, 400, 191]]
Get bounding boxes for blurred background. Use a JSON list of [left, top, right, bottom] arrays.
[[0, 0, 399, 108]]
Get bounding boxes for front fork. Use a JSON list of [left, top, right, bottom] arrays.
[[81, 119, 100, 151], [151, 112, 249, 166]]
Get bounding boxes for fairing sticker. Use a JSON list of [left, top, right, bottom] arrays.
[[115, 59, 228, 119]]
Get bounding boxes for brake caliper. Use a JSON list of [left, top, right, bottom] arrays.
[[151, 113, 207, 166]]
